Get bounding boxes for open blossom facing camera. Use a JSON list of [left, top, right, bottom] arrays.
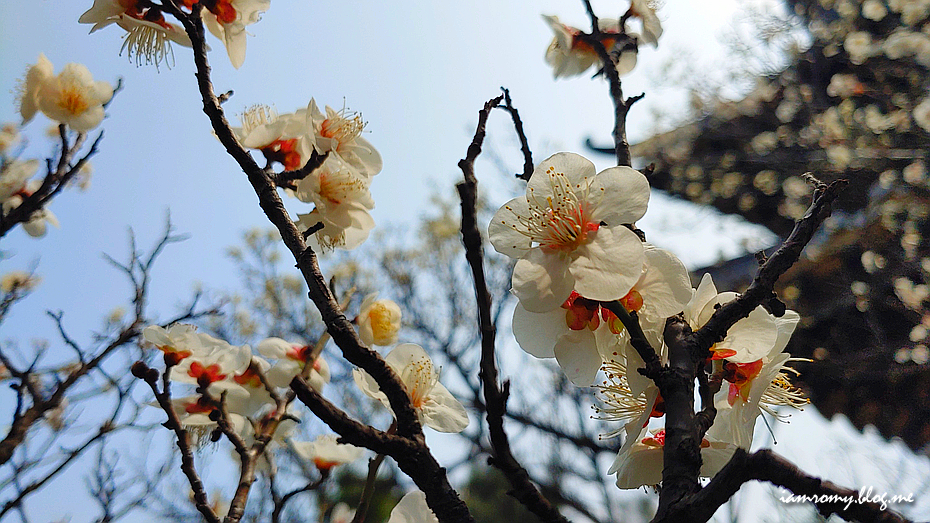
[[489, 152, 649, 312], [306, 99, 382, 177], [79, 0, 193, 68], [293, 154, 376, 251], [353, 344, 468, 433], [17, 54, 113, 131]]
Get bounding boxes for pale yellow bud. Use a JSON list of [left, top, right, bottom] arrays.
[[357, 294, 401, 346]]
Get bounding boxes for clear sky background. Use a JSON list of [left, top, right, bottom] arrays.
[[1, 1, 929, 521]]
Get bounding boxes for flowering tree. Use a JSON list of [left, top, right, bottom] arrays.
[[0, 1, 924, 522]]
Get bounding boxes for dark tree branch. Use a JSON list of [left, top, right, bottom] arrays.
[[132, 360, 220, 523], [272, 150, 329, 190], [457, 93, 569, 523], [0, 130, 96, 238], [692, 178, 848, 355], [497, 88, 534, 181], [580, 0, 641, 167], [657, 449, 913, 523]]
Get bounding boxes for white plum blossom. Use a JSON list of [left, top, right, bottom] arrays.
[[19, 207, 59, 238], [0, 159, 39, 202], [388, 490, 438, 523], [305, 99, 382, 177], [542, 15, 638, 79], [628, 0, 663, 46], [707, 311, 809, 448], [188, 0, 270, 69], [356, 293, 402, 346], [291, 434, 364, 471], [232, 105, 316, 171], [256, 337, 330, 391], [143, 323, 252, 389], [489, 152, 649, 313], [0, 271, 40, 294], [164, 392, 252, 445], [609, 428, 737, 489], [79, 0, 193, 68], [844, 31, 875, 65], [511, 245, 689, 385], [913, 97, 930, 132], [684, 273, 778, 363], [17, 55, 113, 131], [353, 344, 468, 433], [862, 0, 888, 20], [594, 357, 664, 449], [294, 154, 376, 251]]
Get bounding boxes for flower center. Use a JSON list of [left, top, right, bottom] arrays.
[[723, 359, 764, 405], [57, 85, 90, 117], [239, 104, 278, 135], [319, 108, 365, 152], [504, 166, 602, 253], [189, 361, 227, 387], [261, 138, 301, 170], [121, 23, 176, 68], [400, 357, 436, 409], [317, 169, 367, 205], [562, 291, 600, 330]]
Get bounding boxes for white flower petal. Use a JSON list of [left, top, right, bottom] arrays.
[[554, 330, 602, 385], [489, 196, 533, 258], [419, 382, 469, 433], [512, 303, 566, 358], [570, 227, 645, 302], [388, 490, 438, 523], [589, 166, 650, 225], [512, 249, 574, 312]]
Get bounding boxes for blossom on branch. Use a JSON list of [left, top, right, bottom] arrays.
[[627, 0, 663, 47], [291, 434, 364, 471], [609, 428, 736, 489], [356, 293, 402, 346], [542, 15, 638, 79], [305, 99, 382, 177], [79, 0, 193, 68], [294, 154, 376, 251], [684, 273, 778, 363], [490, 152, 650, 312], [180, 0, 270, 68], [16, 54, 113, 131], [232, 104, 316, 171], [353, 343, 468, 433], [707, 310, 810, 448], [256, 337, 330, 390]]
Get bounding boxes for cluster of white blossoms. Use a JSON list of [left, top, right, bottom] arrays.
[[80, 0, 269, 69], [231, 99, 383, 251], [490, 152, 809, 489], [142, 324, 330, 444], [542, 0, 662, 79]]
